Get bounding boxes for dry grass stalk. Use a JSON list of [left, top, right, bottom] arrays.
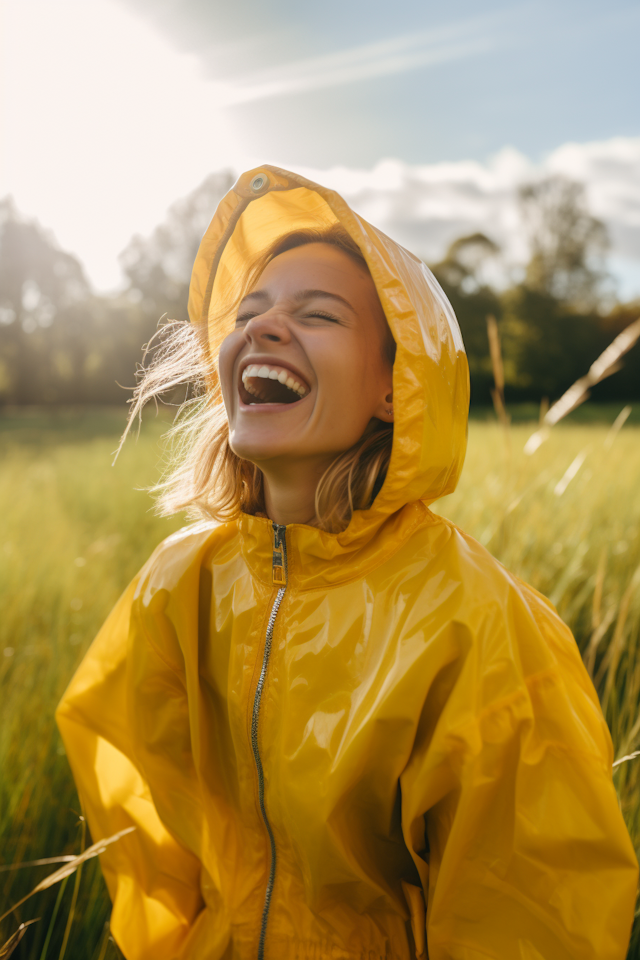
[[525, 316, 640, 454], [553, 449, 587, 497], [0, 826, 135, 924], [605, 404, 633, 449], [613, 751, 640, 770], [0, 857, 75, 875], [486, 315, 510, 428], [616, 711, 640, 767], [0, 920, 39, 959], [584, 605, 617, 677], [592, 547, 607, 632]]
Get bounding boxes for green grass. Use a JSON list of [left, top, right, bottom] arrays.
[[1, 404, 639, 957], [0, 407, 184, 960]]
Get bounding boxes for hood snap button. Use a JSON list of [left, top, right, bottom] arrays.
[[250, 174, 268, 193]]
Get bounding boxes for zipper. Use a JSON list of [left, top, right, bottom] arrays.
[[251, 522, 288, 960]]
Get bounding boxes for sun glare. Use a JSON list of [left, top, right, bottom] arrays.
[[0, 0, 238, 289]]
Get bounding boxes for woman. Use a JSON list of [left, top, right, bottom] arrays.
[[57, 166, 637, 960]]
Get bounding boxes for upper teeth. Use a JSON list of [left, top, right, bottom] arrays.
[[241, 364, 307, 397]]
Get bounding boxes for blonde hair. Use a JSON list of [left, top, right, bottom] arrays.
[[123, 224, 395, 534]]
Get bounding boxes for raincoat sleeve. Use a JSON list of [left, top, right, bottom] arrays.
[[55, 574, 206, 960], [400, 580, 638, 960]]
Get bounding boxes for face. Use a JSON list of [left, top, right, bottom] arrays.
[[218, 242, 394, 471]]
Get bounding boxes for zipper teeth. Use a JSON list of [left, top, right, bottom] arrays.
[[251, 524, 287, 960]]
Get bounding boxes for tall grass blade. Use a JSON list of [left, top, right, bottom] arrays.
[[592, 547, 607, 632], [57, 819, 85, 960], [599, 565, 640, 706], [93, 924, 111, 960], [0, 920, 39, 958], [585, 605, 617, 678], [0, 827, 135, 924], [39, 877, 68, 960]]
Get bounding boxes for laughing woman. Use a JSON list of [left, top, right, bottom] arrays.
[[57, 167, 637, 960]]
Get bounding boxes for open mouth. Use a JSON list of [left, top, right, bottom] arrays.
[[239, 363, 310, 405]]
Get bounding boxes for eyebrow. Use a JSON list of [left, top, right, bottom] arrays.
[[239, 288, 355, 312]]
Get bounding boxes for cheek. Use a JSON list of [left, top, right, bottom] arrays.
[[218, 333, 242, 402], [315, 333, 379, 409]]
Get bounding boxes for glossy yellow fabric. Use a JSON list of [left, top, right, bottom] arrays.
[[57, 166, 637, 960]]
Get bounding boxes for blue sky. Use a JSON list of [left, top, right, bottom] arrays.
[[121, 0, 640, 167]]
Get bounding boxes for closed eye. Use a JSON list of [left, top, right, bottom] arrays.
[[301, 311, 342, 323], [236, 310, 343, 326]]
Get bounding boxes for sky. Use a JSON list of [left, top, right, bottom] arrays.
[[1, 0, 639, 294]]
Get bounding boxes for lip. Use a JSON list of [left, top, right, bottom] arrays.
[[237, 398, 309, 412], [237, 355, 312, 409]]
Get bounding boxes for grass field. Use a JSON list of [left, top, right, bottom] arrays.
[[1, 404, 639, 958]]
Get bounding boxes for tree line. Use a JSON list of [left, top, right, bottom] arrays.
[[0, 170, 638, 407]]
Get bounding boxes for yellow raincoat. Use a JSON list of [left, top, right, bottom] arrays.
[[57, 167, 637, 960]]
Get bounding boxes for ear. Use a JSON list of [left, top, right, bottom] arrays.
[[374, 386, 394, 423]]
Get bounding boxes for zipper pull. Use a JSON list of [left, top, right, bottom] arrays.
[[272, 523, 287, 586]]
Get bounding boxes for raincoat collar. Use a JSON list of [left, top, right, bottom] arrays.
[[189, 165, 470, 575], [238, 504, 436, 591]]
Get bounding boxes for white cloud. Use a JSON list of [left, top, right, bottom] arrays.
[[548, 138, 640, 258], [296, 137, 640, 298], [213, 9, 514, 105]]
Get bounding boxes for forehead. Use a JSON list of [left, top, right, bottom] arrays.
[[255, 242, 373, 295]]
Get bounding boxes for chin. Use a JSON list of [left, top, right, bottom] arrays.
[[229, 432, 289, 465]]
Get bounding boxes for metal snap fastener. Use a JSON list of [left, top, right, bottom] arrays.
[[250, 174, 268, 192]]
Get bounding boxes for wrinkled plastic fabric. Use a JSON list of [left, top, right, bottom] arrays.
[[57, 167, 637, 960]]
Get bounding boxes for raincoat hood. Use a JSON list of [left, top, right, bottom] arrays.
[[188, 165, 469, 538]]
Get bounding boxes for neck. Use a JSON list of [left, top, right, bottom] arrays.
[[260, 456, 332, 526]]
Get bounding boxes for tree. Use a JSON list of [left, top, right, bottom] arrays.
[[519, 176, 609, 310], [434, 232, 501, 294], [0, 199, 91, 404], [0, 173, 236, 406], [3, 169, 637, 408], [495, 176, 615, 401], [430, 233, 503, 403], [120, 170, 235, 324]]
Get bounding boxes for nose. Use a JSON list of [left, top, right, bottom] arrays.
[[243, 309, 292, 345]]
